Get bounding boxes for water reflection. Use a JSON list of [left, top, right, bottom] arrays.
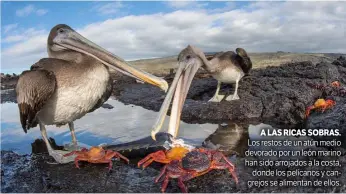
[[2, 99, 311, 156], [203, 122, 249, 157], [1, 99, 217, 154], [201, 122, 315, 158]]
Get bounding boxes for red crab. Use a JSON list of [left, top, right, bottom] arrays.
[[307, 81, 345, 97], [331, 81, 341, 88], [305, 98, 336, 118], [308, 81, 341, 90], [64, 146, 129, 170], [138, 147, 238, 193]]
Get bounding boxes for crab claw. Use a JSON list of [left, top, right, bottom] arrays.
[[229, 167, 239, 185], [305, 106, 314, 118]]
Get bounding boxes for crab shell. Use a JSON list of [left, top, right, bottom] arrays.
[[181, 150, 211, 172], [87, 147, 107, 160]]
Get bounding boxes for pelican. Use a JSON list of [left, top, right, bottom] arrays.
[[206, 49, 252, 102], [16, 24, 168, 163], [150, 45, 252, 140]]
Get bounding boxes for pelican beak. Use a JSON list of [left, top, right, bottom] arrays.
[[150, 57, 201, 140], [53, 29, 168, 92]]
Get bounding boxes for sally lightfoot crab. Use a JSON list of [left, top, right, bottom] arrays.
[[307, 81, 346, 97], [305, 98, 336, 118], [64, 146, 129, 170], [139, 147, 238, 193]]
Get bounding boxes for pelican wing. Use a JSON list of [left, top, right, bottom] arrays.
[[16, 68, 56, 133], [216, 50, 252, 75]]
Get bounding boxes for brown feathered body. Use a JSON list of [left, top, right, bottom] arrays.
[[16, 54, 112, 133]]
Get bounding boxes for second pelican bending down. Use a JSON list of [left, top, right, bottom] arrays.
[[150, 45, 251, 140], [206, 48, 252, 102], [16, 24, 168, 163]]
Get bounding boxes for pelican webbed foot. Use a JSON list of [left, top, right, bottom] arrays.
[[225, 93, 240, 101], [208, 94, 225, 102], [40, 122, 76, 163], [48, 149, 77, 164]]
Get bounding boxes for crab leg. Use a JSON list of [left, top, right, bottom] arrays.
[[177, 178, 188, 193], [155, 165, 168, 183], [305, 106, 313, 118], [161, 175, 170, 193], [108, 159, 113, 170], [220, 154, 236, 169], [209, 154, 238, 184], [138, 150, 171, 168], [142, 158, 155, 169], [221, 156, 238, 184], [211, 162, 239, 184], [229, 168, 239, 184], [74, 156, 82, 169], [114, 152, 130, 164], [105, 150, 129, 164]]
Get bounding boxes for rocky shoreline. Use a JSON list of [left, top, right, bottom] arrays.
[[113, 57, 346, 137], [2, 57, 346, 141], [1, 57, 346, 193], [1, 137, 346, 193]]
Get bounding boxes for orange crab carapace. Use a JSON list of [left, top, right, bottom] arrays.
[[64, 146, 129, 170], [305, 98, 336, 118]]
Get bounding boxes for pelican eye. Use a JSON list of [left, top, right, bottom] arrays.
[[186, 55, 191, 60], [58, 28, 65, 33]]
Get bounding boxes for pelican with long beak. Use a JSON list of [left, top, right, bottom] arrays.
[[16, 24, 168, 163], [150, 45, 252, 140]]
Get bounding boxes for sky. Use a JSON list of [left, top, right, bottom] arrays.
[[1, 1, 346, 74]]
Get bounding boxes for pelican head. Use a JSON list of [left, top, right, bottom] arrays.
[[47, 24, 168, 92], [151, 45, 205, 140]]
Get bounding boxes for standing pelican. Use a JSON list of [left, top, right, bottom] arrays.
[[206, 48, 252, 102], [150, 45, 251, 140], [16, 24, 168, 163]]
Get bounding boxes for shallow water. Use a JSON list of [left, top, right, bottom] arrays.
[[1, 98, 313, 155], [1, 99, 218, 154]]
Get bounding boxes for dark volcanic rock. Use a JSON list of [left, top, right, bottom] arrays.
[[1, 89, 17, 103], [115, 59, 346, 128], [333, 56, 346, 84], [101, 103, 114, 109], [0, 75, 18, 90], [31, 138, 64, 154], [1, 147, 346, 193]]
